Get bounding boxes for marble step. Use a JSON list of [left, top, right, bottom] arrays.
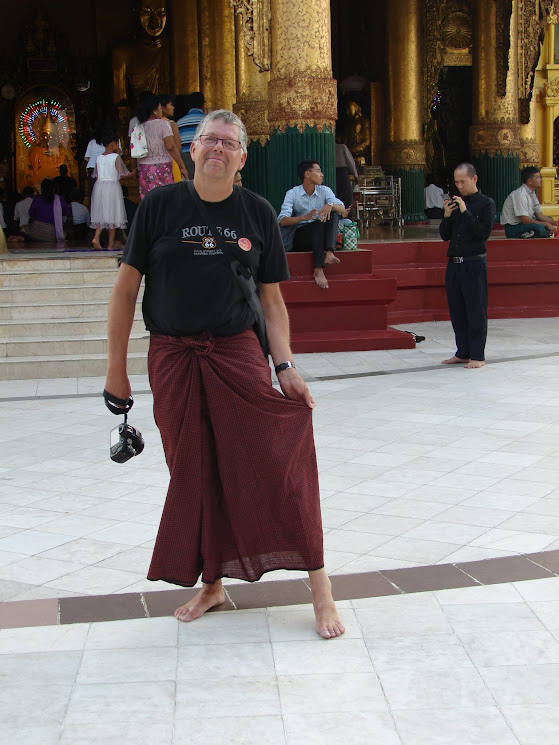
[[0, 255, 120, 272], [0, 268, 117, 287], [0, 351, 148, 381], [0, 332, 149, 358], [0, 284, 143, 304], [0, 315, 145, 338], [0, 300, 132, 321]]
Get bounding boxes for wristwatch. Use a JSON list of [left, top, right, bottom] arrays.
[[274, 361, 295, 375]]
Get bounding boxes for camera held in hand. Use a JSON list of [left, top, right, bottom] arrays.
[[110, 420, 144, 463], [103, 390, 144, 464]]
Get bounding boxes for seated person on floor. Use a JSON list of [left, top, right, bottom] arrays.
[[13, 187, 36, 230], [278, 160, 349, 290], [69, 188, 90, 241], [424, 175, 445, 219], [501, 167, 557, 238]]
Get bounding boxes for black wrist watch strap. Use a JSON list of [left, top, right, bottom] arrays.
[[103, 389, 134, 415], [275, 361, 295, 374]]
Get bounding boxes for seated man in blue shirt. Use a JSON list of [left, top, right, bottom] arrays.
[[278, 160, 349, 289]]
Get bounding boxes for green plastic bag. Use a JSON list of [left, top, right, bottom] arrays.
[[340, 221, 360, 250]]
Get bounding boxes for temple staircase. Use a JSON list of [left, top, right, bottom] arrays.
[[0, 254, 147, 381]]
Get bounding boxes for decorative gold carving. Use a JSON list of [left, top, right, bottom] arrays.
[[267, 77, 337, 132], [423, 1, 472, 120], [233, 98, 269, 145], [545, 77, 559, 98], [495, 0, 513, 98], [229, 0, 271, 72], [518, 0, 559, 124], [519, 140, 541, 167], [442, 10, 472, 48], [383, 141, 427, 170], [270, 0, 332, 79], [469, 123, 521, 156]]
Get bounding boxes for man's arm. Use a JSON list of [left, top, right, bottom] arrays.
[[454, 196, 495, 240], [535, 210, 557, 228], [259, 282, 314, 409], [105, 263, 143, 401]]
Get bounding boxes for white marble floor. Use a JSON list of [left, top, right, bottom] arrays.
[[0, 319, 558, 600], [1, 576, 558, 745]]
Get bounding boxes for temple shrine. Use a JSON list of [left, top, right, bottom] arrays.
[[0, 1, 558, 374]]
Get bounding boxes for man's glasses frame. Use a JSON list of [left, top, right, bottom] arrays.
[[197, 135, 242, 152]]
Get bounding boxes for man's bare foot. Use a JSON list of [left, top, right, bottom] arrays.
[[92, 238, 102, 250], [313, 268, 329, 289], [308, 569, 345, 639], [324, 250, 340, 265], [174, 582, 225, 623], [442, 355, 470, 365], [464, 360, 485, 368]]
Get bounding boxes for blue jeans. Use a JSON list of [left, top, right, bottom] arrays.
[[504, 222, 550, 238]]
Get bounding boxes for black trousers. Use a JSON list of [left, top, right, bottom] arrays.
[[445, 258, 488, 361], [291, 214, 340, 268]]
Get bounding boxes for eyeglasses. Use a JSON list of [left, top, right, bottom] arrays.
[[197, 135, 242, 152]]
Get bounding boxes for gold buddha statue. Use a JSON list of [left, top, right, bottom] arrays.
[[344, 101, 371, 166], [24, 114, 72, 191], [112, 0, 170, 104]]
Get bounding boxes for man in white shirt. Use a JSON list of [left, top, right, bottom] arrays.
[[14, 187, 35, 227], [278, 160, 349, 289], [501, 167, 557, 238], [424, 176, 445, 219]]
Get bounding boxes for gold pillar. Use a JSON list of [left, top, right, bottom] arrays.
[[470, 0, 521, 158], [170, 0, 199, 93], [370, 82, 383, 167], [233, 11, 270, 144], [197, 0, 236, 110], [267, 0, 337, 132], [541, 20, 558, 207], [383, 0, 426, 171], [520, 90, 541, 168]]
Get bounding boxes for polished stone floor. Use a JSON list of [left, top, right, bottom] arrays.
[[1, 317, 558, 744]]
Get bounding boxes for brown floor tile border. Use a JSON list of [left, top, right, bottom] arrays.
[[1, 549, 558, 631]]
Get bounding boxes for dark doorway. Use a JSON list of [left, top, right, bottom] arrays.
[[428, 66, 472, 188]]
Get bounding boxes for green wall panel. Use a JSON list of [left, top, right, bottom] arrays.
[[243, 140, 270, 200], [391, 167, 427, 222], [473, 153, 520, 220]]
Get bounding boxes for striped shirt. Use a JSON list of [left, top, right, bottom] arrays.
[[177, 108, 205, 149]]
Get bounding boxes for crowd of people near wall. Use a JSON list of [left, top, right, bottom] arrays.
[[0, 91, 204, 251]]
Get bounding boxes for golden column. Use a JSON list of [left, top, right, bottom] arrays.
[[267, 0, 338, 210], [197, 0, 236, 110], [232, 9, 270, 195], [384, 0, 427, 221], [169, 0, 199, 93], [520, 90, 541, 169], [470, 0, 521, 214]]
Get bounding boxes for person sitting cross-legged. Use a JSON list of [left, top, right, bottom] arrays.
[[501, 167, 557, 238], [278, 160, 349, 289]]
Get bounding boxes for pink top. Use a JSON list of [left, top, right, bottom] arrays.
[[142, 118, 173, 165]]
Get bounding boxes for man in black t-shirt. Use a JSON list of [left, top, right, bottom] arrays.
[[105, 110, 345, 639]]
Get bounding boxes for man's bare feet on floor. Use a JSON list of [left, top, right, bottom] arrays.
[[308, 569, 345, 639], [313, 268, 329, 289], [324, 250, 340, 265], [175, 582, 225, 622], [464, 360, 485, 368], [442, 355, 470, 365]]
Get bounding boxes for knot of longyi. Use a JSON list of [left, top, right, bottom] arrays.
[[180, 333, 215, 356]]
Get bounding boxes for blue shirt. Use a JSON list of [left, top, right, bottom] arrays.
[[177, 108, 206, 148], [277, 184, 344, 250]]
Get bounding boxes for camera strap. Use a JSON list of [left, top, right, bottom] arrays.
[[103, 389, 135, 416]]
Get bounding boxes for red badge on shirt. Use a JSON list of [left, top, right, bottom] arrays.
[[238, 237, 252, 251]]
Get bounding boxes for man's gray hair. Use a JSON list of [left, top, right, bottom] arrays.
[[193, 110, 248, 153], [455, 162, 477, 178]]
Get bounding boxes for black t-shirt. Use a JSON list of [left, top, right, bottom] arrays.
[[122, 182, 289, 336]]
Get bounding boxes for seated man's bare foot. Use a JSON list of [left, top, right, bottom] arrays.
[[308, 570, 345, 639], [324, 250, 340, 265], [464, 360, 485, 368], [174, 583, 225, 623], [7, 235, 24, 243], [91, 238, 102, 250], [313, 268, 329, 289], [442, 355, 470, 365]]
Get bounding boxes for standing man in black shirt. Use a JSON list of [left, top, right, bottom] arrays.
[[439, 163, 496, 369], [104, 109, 345, 639]]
